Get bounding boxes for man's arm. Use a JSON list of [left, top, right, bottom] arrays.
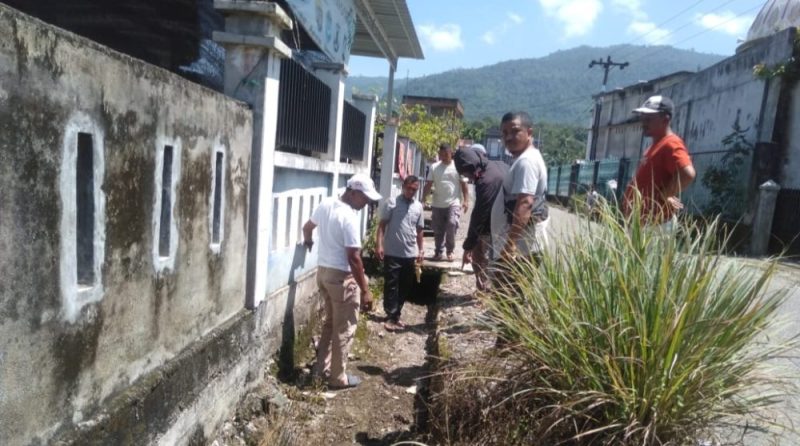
[[422, 181, 433, 203], [662, 164, 696, 210], [302, 220, 317, 251], [376, 220, 388, 261], [460, 179, 469, 212], [416, 227, 424, 263], [347, 247, 373, 311], [501, 193, 534, 257]]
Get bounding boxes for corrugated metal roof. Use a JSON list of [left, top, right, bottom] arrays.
[[351, 0, 423, 66]]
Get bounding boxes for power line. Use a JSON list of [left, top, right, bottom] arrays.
[[608, 0, 709, 59], [613, 0, 743, 62], [626, 1, 767, 66]]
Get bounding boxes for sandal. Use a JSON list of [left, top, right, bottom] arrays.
[[446, 253, 454, 262], [383, 319, 406, 331], [328, 373, 362, 390], [432, 254, 443, 261]]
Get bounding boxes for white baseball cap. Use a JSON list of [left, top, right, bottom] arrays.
[[346, 173, 382, 201], [633, 95, 674, 116]]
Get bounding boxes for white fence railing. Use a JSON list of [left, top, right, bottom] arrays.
[[271, 187, 328, 251]]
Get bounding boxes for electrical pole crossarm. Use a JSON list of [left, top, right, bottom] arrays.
[[589, 55, 630, 90]]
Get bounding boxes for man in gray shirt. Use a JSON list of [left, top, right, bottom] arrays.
[[376, 176, 424, 331]]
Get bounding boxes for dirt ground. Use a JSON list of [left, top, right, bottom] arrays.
[[209, 210, 487, 446]]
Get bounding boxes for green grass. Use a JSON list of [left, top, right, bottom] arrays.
[[430, 200, 796, 445]]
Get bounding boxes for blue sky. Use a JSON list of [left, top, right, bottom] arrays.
[[347, 0, 766, 77]]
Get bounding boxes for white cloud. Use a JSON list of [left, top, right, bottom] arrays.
[[508, 12, 524, 25], [481, 13, 524, 46], [539, 0, 603, 37], [612, 0, 646, 20], [418, 24, 464, 51], [628, 20, 671, 44], [695, 12, 753, 36]]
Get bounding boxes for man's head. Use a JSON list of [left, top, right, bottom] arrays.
[[453, 145, 488, 181], [438, 143, 454, 163], [633, 95, 673, 139], [501, 111, 534, 156], [345, 173, 381, 210], [401, 175, 420, 200]]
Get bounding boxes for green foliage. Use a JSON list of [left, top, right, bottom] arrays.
[[461, 117, 497, 143], [398, 104, 463, 159], [431, 199, 794, 445], [347, 45, 724, 125], [701, 121, 753, 219], [371, 104, 463, 160], [753, 30, 800, 84], [361, 213, 383, 277], [537, 122, 586, 166]]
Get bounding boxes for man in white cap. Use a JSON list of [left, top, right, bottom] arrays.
[[302, 173, 381, 389], [623, 95, 695, 228]]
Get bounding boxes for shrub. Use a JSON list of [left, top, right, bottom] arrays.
[[430, 200, 795, 445]]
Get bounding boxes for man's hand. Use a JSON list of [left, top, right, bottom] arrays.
[[461, 250, 472, 270], [499, 242, 517, 264], [303, 239, 314, 252], [666, 196, 684, 212], [462, 202, 469, 214], [417, 251, 424, 264], [376, 246, 384, 261], [360, 289, 374, 313]]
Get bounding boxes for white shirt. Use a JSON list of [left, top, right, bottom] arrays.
[[310, 197, 361, 272], [491, 146, 549, 257], [426, 161, 462, 208]]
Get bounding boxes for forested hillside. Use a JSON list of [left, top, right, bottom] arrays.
[[347, 44, 725, 125]]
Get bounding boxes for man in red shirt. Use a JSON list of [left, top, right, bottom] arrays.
[[623, 95, 696, 227]]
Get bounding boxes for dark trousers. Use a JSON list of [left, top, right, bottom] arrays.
[[383, 256, 416, 321]]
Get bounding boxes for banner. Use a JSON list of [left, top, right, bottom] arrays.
[[285, 0, 356, 66]]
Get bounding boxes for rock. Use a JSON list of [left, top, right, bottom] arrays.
[[268, 391, 291, 411], [237, 394, 266, 419]]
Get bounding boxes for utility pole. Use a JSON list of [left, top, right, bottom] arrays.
[[588, 56, 629, 160]]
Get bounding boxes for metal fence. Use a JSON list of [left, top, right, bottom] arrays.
[[276, 58, 331, 156], [547, 150, 752, 222], [340, 101, 366, 162]]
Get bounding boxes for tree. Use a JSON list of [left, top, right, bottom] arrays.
[[398, 104, 463, 159]]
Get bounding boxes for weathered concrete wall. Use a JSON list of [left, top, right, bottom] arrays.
[[596, 73, 693, 160], [782, 81, 800, 189], [0, 5, 253, 445], [665, 30, 794, 154]]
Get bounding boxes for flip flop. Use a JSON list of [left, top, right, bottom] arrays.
[[328, 373, 362, 390], [383, 319, 406, 331]]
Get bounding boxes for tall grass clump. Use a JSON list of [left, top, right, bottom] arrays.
[[430, 200, 795, 445]]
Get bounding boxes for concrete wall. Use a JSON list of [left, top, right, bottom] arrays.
[[782, 81, 800, 189], [0, 5, 252, 445], [594, 73, 694, 160]]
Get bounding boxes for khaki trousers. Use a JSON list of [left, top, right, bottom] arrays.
[[314, 266, 360, 387]]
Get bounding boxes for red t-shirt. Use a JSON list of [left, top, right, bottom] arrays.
[[623, 134, 692, 222]]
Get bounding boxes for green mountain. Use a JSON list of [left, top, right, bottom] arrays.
[[347, 44, 725, 125]]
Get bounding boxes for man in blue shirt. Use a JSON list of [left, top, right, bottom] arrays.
[[376, 176, 425, 331]]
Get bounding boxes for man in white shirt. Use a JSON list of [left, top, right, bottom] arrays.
[[302, 173, 380, 389], [422, 143, 469, 261], [492, 111, 549, 263]]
